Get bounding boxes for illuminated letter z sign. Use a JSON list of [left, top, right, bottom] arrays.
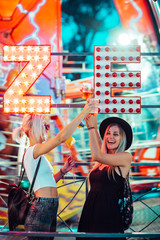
[[3, 45, 51, 114]]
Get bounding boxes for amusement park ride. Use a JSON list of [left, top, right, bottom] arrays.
[[0, 0, 160, 228]]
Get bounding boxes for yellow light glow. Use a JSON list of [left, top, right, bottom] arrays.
[[45, 108, 50, 112], [24, 81, 29, 86], [43, 46, 49, 52], [31, 73, 37, 78], [45, 99, 50, 103], [27, 46, 32, 51], [43, 55, 48, 61], [5, 99, 10, 104], [19, 46, 24, 51], [37, 107, 42, 112], [4, 46, 9, 51], [28, 64, 33, 70], [21, 108, 26, 112], [19, 56, 24, 61], [21, 73, 26, 78], [4, 107, 10, 112], [35, 47, 40, 52], [11, 56, 16, 61], [13, 99, 19, 104], [14, 108, 19, 112], [15, 80, 20, 86], [29, 107, 34, 112], [18, 89, 23, 95], [4, 56, 8, 61], [38, 99, 42, 104], [11, 46, 16, 51], [27, 55, 32, 61], [37, 64, 43, 70], [29, 99, 35, 104], [9, 89, 14, 95], [34, 55, 39, 61], [21, 99, 26, 104]]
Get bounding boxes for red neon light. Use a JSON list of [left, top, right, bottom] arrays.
[[94, 45, 141, 114], [3, 45, 51, 114]]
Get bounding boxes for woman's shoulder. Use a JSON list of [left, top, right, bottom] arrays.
[[91, 162, 100, 171], [118, 151, 132, 159], [26, 144, 36, 153], [25, 144, 39, 159], [115, 151, 132, 167], [125, 151, 132, 161]]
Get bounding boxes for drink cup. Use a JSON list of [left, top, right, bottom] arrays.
[[89, 98, 99, 116], [65, 136, 75, 148], [82, 92, 92, 99], [82, 83, 92, 99]]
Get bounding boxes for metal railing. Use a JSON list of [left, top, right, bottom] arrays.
[[0, 231, 160, 239], [0, 161, 160, 236]]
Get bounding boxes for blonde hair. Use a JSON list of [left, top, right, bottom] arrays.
[[101, 123, 127, 179], [12, 114, 47, 143]]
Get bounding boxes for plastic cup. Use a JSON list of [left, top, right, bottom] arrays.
[[82, 83, 92, 99], [89, 98, 99, 116]]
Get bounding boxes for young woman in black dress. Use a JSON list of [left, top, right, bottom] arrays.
[[77, 116, 133, 240]]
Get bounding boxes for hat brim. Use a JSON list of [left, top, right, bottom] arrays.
[[99, 117, 133, 150]]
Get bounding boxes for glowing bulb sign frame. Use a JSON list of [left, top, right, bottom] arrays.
[[94, 45, 141, 114], [3, 45, 51, 114], [3, 45, 141, 114]]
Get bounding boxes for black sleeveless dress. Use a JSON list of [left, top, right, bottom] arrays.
[[77, 166, 126, 240]]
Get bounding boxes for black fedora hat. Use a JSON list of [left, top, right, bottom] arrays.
[[99, 117, 133, 150]]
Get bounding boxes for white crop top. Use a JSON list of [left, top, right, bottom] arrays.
[[24, 145, 57, 192]]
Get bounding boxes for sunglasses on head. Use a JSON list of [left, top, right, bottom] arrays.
[[44, 123, 50, 131]]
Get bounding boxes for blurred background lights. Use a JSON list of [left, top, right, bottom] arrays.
[[118, 33, 131, 45]]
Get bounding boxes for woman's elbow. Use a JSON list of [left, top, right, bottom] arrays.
[[92, 151, 101, 162], [56, 133, 66, 144]]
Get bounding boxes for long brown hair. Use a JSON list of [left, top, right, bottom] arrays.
[[101, 123, 127, 179]]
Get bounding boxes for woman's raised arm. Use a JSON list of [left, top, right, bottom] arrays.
[[34, 99, 99, 158]]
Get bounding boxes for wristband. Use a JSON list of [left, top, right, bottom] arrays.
[[60, 168, 65, 176], [88, 127, 95, 130]]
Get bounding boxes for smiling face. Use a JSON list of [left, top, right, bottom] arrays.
[[104, 124, 121, 154]]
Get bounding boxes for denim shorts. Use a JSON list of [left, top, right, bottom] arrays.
[[25, 197, 59, 240]]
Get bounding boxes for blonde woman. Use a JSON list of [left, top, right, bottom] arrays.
[[12, 100, 97, 240], [77, 116, 133, 240]]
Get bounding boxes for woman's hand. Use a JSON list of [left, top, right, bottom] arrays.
[[62, 156, 75, 174], [85, 115, 97, 129], [83, 97, 99, 115]]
